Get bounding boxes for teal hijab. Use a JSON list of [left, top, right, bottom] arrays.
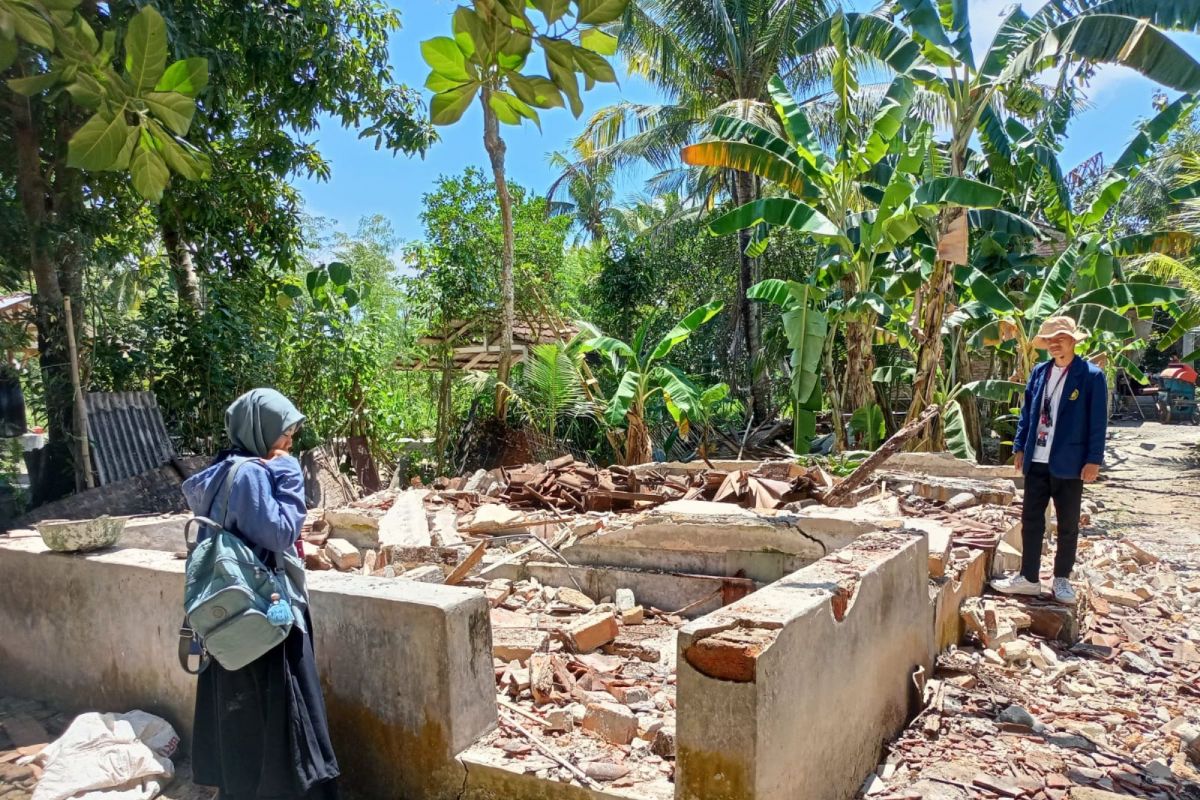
[[225, 389, 305, 458]]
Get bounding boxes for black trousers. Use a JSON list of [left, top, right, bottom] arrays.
[[1020, 462, 1083, 582]]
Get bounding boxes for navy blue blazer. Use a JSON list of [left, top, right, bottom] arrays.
[[1013, 356, 1108, 479]]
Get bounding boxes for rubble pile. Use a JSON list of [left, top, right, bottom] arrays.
[[453, 456, 839, 514], [478, 578, 678, 792], [857, 537, 1200, 800]]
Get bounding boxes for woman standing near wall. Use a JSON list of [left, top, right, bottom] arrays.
[[182, 388, 339, 799]]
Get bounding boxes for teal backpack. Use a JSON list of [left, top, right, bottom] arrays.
[[178, 457, 309, 673]]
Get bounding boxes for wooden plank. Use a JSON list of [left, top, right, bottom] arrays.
[[444, 541, 488, 586]]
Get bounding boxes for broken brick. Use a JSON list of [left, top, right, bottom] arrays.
[[684, 626, 775, 682], [567, 612, 619, 653], [581, 702, 637, 745]]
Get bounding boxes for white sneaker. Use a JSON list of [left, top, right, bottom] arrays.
[[1052, 578, 1076, 605], [990, 574, 1043, 596]]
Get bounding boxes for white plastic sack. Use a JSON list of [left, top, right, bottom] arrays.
[[30, 711, 178, 800]]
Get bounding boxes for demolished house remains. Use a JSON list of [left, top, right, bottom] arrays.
[[3, 435, 1196, 800]]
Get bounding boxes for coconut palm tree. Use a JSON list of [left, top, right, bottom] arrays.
[[574, 0, 833, 423], [545, 150, 617, 245]]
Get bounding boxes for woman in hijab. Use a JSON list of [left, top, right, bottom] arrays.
[[182, 388, 339, 800]]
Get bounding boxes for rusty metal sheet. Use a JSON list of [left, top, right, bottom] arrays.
[[84, 392, 176, 485]]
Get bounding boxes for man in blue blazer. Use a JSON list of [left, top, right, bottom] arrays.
[[991, 316, 1108, 605]]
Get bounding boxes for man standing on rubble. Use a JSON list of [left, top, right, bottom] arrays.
[[992, 317, 1107, 605]]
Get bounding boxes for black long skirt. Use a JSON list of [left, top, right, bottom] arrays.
[[192, 616, 339, 800]]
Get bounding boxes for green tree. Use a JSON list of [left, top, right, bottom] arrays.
[[796, 1, 1200, 446], [578, 0, 831, 422], [403, 167, 572, 462], [685, 76, 1008, 422], [421, 0, 628, 417], [2, 1, 208, 498], [122, 0, 436, 311]]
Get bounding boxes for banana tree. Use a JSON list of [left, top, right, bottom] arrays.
[[960, 94, 1200, 378], [745, 280, 828, 453], [795, 2, 1200, 439], [580, 301, 724, 465], [682, 75, 1010, 422]]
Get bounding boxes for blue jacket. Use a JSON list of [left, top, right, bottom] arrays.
[[181, 453, 307, 560], [1013, 356, 1107, 479]]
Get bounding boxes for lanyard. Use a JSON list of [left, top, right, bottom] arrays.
[[1041, 367, 1068, 423]]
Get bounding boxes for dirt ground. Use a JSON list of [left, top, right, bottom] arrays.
[[1092, 420, 1200, 570]]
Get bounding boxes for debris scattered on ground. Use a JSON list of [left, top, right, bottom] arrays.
[[858, 535, 1200, 800]]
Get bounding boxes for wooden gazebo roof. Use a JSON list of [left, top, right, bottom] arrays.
[[395, 315, 580, 372]]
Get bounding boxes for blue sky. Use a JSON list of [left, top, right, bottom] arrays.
[[294, 1, 1200, 245]]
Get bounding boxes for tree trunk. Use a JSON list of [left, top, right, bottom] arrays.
[[481, 89, 515, 420], [624, 409, 651, 466], [905, 132, 971, 450], [161, 215, 203, 312], [823, 330, 847, 451], [11, 93, 76, 503], [732, 171, 767, 422], [842, 312, 876, 414], [954, 332, 982, 460]]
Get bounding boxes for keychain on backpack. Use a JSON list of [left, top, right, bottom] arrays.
[[267, 577, 294, 627]]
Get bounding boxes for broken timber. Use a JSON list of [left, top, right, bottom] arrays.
[[824, 405, 941, 507]]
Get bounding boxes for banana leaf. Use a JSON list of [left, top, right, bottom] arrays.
[[708, 198, 839, 238], [962, 380, 1024, 402], [782, 301, 828, 405], [945, 397, 977, 461], [649, 300, 724, 363]]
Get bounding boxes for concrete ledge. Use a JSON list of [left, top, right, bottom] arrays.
[[675, 532, 932, 800], [885, 452, 1023, 489], [562, 500, 900, 584], [486, 561, 753, 619], [0, 535, 495, 799], [930, 549, 990, 652]]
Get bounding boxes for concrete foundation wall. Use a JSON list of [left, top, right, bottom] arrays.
[[674, 532, 933, 800], [0, 534, 495, 799], [563, 500, 899, 584], [488, 561, 757, 619]]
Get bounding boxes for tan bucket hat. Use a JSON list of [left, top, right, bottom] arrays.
[[1031, 315, 1089, 348]]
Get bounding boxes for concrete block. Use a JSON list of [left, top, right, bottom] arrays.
[[324, 500, 388, 549], [931, 549, 990, 652], [379, 489, 432, 551], [0, 536, 496, 800], [904, 518, 952, 578], [402, 564, 445, 583], [676, 532, 933, 800], [582, 702, 637, 745], [324, 538, 361, 571], [907, 475, 1016, 506]]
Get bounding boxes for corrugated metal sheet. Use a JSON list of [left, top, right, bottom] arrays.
[[85, 392, 177, 485]]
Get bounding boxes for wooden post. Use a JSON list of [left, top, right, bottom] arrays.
[[63, 296, 94, 489]]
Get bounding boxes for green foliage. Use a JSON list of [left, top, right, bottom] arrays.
[[4, 3, 209, 199], [581, 301, 724, 464], [848, 402, 885, 449], [403, 167, 573, 329], [421, 0, 628, 127]]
